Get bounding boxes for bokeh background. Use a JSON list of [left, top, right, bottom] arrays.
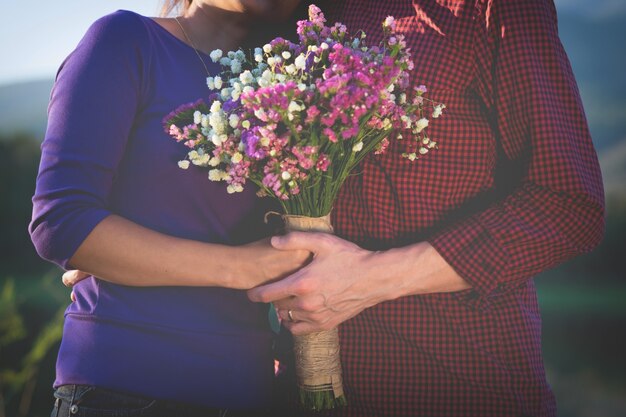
[[0, 1, 624, 416]]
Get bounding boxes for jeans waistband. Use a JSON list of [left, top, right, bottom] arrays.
[[54, 385, 270, 417]]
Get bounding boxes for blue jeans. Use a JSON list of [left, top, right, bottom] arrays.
[[51, 385, 271, 417]]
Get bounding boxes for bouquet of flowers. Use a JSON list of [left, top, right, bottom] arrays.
[[164, 5, 444, 410]]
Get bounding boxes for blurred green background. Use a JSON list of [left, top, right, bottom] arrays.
[[0, 1, 625, 416]]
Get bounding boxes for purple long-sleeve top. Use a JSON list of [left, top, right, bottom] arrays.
[[29, 10, 276, 409]]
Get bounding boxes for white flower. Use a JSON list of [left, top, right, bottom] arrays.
[[211, 133, 223, 146], [178, 160, 190, 169], [254, 52, 263, 63], [414, 118, 429, 133], [213, 76, 223, 90], [229, 113, 240, 129], [209, 156, 220, 167], [209, 49, 223, 63], [209, 169, 224, 181], [211, 133, 228, 146], [254, 108, 267, 120], [219, 57, 231, 67], [297, 83, 307, 91], [220, 88, 232, 100], [210, 100, 221, 113], [267, 57, 276, 67], [400, 115, 412, 129], [419, 147, 429, 155], [243, 86, 254, 95], [294, 54, 307, 71], [407, 152, 417, 161], [281, 171, 292, 180], [230, 60, 242, 74], [227, 184, 244, 194], [263, 44, 272, 54], [320, 42, 329, 50], [282, 51, 292, 60], [235, 50, 245, 61], [383, 16, 396, 31], [190, 149, 210, 166], [193, 111, 202, 125], [288, 100, 301, 114], [231, 86, 241, 101], [200, 115, 209, 128], [285, 64, 297, 75], [231, 152, 243, 163], [352, 141, 364, 152], [239, 70, 254, 85], [206, 77, 215, 90], [241, 120, 251, 129], [432, 104, 445, 118]]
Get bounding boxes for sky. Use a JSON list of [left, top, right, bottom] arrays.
[[0, 0, 158, 86], [1, 0, 625, 86]]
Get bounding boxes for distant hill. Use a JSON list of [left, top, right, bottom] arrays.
[[0, 78, 52, 140]]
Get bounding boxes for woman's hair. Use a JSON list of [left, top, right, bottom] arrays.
[[160, 0, 192, 17]]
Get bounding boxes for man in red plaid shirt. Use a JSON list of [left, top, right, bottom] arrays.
[[249, 0, 605, 416]]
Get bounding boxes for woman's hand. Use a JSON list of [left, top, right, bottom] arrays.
[[234, 237, 312, 289], [247, 232, 471, 335]]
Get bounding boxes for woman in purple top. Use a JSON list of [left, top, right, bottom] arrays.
[[29, 1, 307, 415]]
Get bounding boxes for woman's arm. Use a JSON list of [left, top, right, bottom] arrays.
[[69, 214, 309, 289]]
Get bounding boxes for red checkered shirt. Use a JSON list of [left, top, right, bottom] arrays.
[[318, 1, 605, 416]]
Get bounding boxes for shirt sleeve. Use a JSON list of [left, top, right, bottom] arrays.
[[427, 0, 605, 299], [29, 11, 146, 269]]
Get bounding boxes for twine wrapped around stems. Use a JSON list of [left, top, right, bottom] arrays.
[[282, 213, 347, 410]]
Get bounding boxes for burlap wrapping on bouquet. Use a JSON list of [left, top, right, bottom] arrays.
[[283, 214, 345, 399]]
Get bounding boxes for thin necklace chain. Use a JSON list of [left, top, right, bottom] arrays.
[[174, 16, 211, 77]]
